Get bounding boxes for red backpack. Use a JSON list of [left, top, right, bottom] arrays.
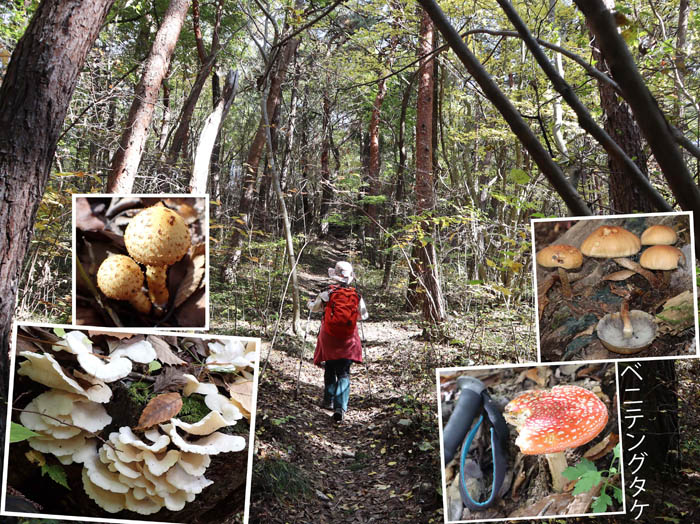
[[323, 285, 360, 338]]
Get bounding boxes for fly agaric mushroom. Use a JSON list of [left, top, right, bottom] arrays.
[[124, 204, 191, 308], [96, 254, 151, 315], [504, 385, 608, 492], [536, 245, 582, 299], [641, 224, 677, 245]]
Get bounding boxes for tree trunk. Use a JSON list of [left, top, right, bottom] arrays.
[[167, 53, 217, 164], [228, 33, 300, 268], [107, 0, 191, 193], [318, 92, 332, 236], [261, 91, 301, 334], [497, 0, 669, 212], [190, 70, 238, 193], [585, 0, 652, 213], [414, 10, 445, 325], [366, 78, 387, 238], [575, 0, 700, 250], [0, 0, 115, 471], [382, 73, 414, 291], [675, 0, 690, 122], [418, 0, 591, 217]]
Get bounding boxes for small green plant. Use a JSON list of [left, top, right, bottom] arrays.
[[271, 414, 296, 426], [562, 443, 622, 513]]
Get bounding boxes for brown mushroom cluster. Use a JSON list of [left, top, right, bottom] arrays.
[[14, 330, 255, 517], [96, 203, 191, 313], [537, 221, 687, 355]]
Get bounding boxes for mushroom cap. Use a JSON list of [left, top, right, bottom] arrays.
[[97, 255, 145, 300], [536, 244, 583, 270], [124, 205, 191, 267], [639, 245, 684, 270], [504, 385, 608, 455], [580, 225, 641, 258], [640, 224, 677, 245]]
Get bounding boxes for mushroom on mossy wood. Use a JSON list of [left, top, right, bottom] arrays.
[[124, 204, 191, 308], [504, 385, 608, 492]]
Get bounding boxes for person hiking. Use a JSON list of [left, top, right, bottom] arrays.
[[307, 261, 368, 423]]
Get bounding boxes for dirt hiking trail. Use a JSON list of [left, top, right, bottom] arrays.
[[248, 241, 446, 523]]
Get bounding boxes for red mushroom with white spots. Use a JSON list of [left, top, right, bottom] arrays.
[[504, 385, 608, 492]]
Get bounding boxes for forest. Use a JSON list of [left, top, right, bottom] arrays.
[[1, 0, 700, 523]]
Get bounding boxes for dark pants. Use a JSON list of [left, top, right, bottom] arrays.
[[324, 358, 352, 413]]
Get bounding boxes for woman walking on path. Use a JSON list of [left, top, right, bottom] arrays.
[[308, 261, 368, 423]]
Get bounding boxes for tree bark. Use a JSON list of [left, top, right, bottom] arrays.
[[497, 0, 670, 212], [107, 0, 191, 193], [414, 10, 446, 324], [418, 0, 591, 217], [167, 0, 223, 164], [190, 70, 238, 193], [228, 32, 300, 268], [318, 92, 332, 235], [575, 0, 700, 245], [0, 0, 115, 472], [366, 78, 387, 237]]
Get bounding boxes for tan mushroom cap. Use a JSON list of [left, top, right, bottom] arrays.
[[97, 255, 145, 300], [639, 245, 684, 270], [124, 205, 191, 267], [504, 385, 608, 455], [580, 225, 641, 258], [536, 244, 583, 269], [641, 224, 677, 245]]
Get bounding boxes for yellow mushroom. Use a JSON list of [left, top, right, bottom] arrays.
[[124, 204, 191, 308]]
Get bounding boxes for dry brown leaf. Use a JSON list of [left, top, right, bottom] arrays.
[[135, 392, 183, 431], [90, 331, 134, 340], [584, 433, 619, 461], [174, 243, 206, 308], [147, 335, 186, 365], [176, 286, 206, 327], [154, 366, 189, 393], [603, 269, 635, 281], [226, 379, 253, 419], [75, 197, 105, 231]]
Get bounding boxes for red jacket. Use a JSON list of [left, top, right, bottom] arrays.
[[313, 326, 363, 365]]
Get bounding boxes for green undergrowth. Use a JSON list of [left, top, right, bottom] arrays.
[[253, 457, 313, 503]]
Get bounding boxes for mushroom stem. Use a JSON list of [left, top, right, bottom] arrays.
[[620, 299, 634, 339], [545, 452, 568, 492], [557, 268, 572, 298], [146, 265, 169, 307], [613, 257, 660, 287], [129, 293, 152, 315]]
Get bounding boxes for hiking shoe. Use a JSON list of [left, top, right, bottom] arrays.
[[320, 399, 334, 410], [333, 409, 343, 423]]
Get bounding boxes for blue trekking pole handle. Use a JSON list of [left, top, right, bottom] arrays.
[[442, 376, 486, 464]]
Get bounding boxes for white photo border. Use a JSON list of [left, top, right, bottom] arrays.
[[2, 320, 260, 524]]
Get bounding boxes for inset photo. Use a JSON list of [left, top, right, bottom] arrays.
[[73, 195, 208, 329], [533, 212, 698, 362], [437, 362, 623, 523], [3, 322, 259, 523]]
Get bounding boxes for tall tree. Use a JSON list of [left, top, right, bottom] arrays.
[[0, 0, 115, 459], [190, 70, 238, 193], [414, 10, 445, 324], [167, 0, 224, 164], [586, 0, 652, 213], [107, 0, 191, 193], [418, 0, 591, 216], [227, 5, 302, 268]]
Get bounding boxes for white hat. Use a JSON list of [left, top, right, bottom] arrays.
[[328, 261, 354, 285]]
